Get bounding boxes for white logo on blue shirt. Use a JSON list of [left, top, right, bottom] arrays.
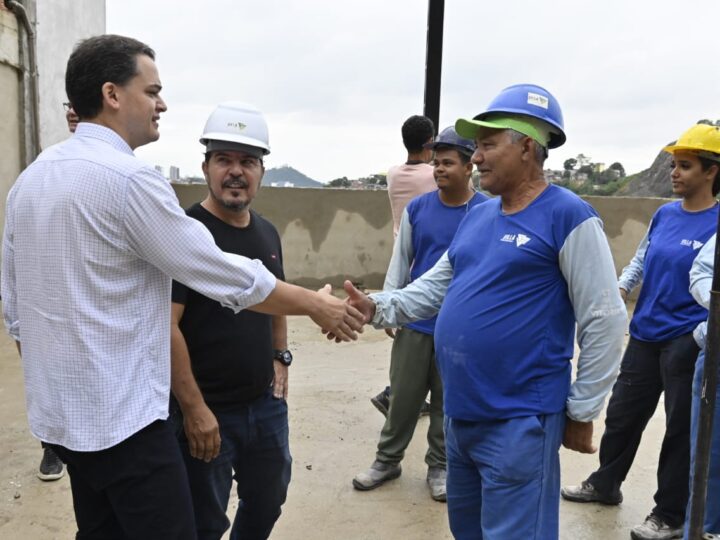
[[680, 239, 704, 250], [500, 233, 531, 247]]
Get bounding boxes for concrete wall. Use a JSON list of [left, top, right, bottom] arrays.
[[173, 184, 670, 289], [0, 8, 22, 220], [0, 0, 105, 255]]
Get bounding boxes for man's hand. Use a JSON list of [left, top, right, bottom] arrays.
[[344, 280, 376, 323], [384, 328, 396, 339], [183, 402, 221, 462], [311, 284, 364, 342], [273, 360, 289, 400], [619, 288, 628, 303], [562, 418, 597, 454]]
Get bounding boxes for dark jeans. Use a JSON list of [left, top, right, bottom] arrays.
[[588, 333, 697, 527], [683, 350, 720, 538], [171, 389, 292, 540], [49, 419, 196, 540]]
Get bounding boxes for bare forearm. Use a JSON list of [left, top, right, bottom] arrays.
[[250, 281, 323, 317], [170, 325, 205, 410], [272, 315, 288, 350]]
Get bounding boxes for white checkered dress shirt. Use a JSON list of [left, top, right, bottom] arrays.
[[2, 124, 276, 451]]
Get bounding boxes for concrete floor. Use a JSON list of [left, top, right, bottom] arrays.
[[0, 314, 672, 539]]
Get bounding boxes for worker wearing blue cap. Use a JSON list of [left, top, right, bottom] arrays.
[[340, 84, 626, 539]]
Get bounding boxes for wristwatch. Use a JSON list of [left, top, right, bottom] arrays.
[[273, 349, 293, 366]]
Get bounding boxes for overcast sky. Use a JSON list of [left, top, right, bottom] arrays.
[[106, 0, 720, 183]]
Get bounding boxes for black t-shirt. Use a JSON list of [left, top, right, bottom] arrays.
[[172, 203, 285, 407]]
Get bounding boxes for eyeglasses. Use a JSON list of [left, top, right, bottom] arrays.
[[62, 102, 72, 112]]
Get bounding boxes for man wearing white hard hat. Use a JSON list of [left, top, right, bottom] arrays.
[[339, 84, 625, 539], [170, 102, 294, 540]]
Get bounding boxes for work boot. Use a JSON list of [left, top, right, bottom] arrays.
[[370, 390, 390, 417], [37, 447, 64, 481], [630, 514, 683, 540], [426, 466, 447, 502], [560, 480, 622, 505], [352, 460, 401, 490]]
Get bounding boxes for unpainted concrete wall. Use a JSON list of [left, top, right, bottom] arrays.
[[0, 9, 22, 219], [0, 1, 105, 256], [173, 184, 671, 289]]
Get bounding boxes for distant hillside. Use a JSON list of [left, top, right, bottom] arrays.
[[616, 148, 673, 198], [263, 166, 323, 188]]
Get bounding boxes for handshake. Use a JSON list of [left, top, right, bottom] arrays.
[[311, 281, 377, 342]]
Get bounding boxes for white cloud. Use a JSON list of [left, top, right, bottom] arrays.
[[107, 0, 720, 182]]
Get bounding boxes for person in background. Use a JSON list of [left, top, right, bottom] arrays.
[[562, 122, 720, 540], [372, 115, 436, 417], [683, 126, 720, 540], [353, 127, 486, 501], [34, 102, 81, 482]]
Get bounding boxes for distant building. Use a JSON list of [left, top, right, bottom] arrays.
[[169, 166, 180, 182], [154, 165, 164, 177], [270, 181, 295, 188]]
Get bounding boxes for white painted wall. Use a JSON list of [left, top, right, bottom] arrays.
[[36, 0, 105, 148]]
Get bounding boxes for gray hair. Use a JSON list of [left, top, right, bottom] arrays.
[[507, 129, 547, 166]]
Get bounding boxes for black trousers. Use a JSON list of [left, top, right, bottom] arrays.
[[50, 419, 196, 540], [587, 333, 697, 527]]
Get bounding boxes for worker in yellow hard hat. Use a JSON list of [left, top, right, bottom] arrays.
[[682, 124, 720, 540], [563, 122, 720, 540]]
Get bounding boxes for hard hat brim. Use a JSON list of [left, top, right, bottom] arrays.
[[199, 133, 270, 155]]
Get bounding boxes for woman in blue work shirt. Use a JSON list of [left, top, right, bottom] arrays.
[[562, 123, 720, 540]]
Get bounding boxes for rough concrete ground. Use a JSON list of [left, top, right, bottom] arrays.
[[0, 311, 671, 539]]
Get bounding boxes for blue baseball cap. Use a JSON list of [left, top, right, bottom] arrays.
[[423, 126, 476, 157]]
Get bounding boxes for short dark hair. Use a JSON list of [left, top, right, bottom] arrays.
[[699, 156, 720, 197], [65, 34, 155, 119], [401, 115, 435, 153], [433, 145, 472, 164]]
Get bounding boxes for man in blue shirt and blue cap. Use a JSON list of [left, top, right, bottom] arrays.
[[340, 84, 626, 539]]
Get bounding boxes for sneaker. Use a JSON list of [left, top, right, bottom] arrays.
[[630, 514, 683, 540], [560, 480, 622, 505], [37, 447, 64, 481], [352, 460, 401, 490], [426, 466, 447, 502], [370, 391, 390, 417], [703, 534, 720, 540], [419, 400, 431, 417]]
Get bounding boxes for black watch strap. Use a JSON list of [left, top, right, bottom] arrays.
[[273, 349, 293, 366]]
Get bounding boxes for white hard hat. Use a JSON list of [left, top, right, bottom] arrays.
[[199, 101, 270, 155]]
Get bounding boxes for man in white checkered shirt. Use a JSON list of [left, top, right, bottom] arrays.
[[1, 34, 364, 540]]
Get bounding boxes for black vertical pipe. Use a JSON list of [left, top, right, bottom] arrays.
[[688, 220, 720, 539], [424, 0, 444, 135]]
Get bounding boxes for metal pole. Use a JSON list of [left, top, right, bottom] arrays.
[[424, 0, 444, 135], [688, 219, 720, 539]]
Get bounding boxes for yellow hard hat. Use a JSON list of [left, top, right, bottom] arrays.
[[664, 124, 720, 159]]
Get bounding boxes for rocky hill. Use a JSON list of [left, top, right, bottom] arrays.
[[616, 150, 673, 198], [262, 166, 323, 188]]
